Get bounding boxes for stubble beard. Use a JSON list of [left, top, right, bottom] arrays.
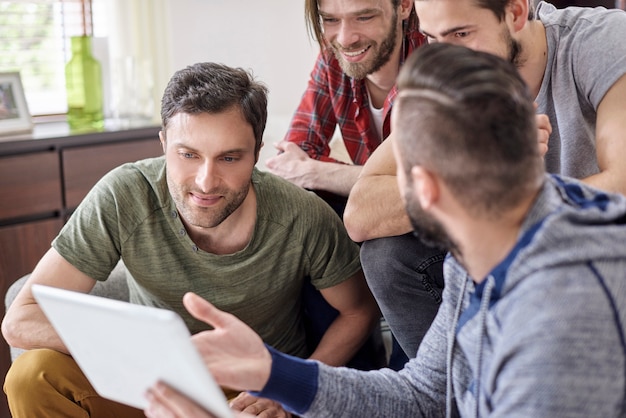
[[403, 185, 459, 256], [168, 177, 250, 229], [330, 11, 399, 80], [504, 28, 524, 68]]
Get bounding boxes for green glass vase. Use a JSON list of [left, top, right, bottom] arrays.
[[65, 36, 104, 130]]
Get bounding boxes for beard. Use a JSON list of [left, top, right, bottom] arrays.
[[403, 185, 459, 256], [504, 28, 524, 68], [329, 11, 399, 80], [167, 176, 250, 229]]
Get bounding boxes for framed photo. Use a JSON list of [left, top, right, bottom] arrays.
[[0, 72, 33, 136]]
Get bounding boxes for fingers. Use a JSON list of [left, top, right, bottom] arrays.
[[230, 393, 291, 418], [182, 292, 235, 330], [229, 392, 256, 411], [145, 382, 216, 418], [534, 113, 552, 158], [273, 141, 287, 152]]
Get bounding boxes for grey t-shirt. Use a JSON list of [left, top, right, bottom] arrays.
[[53, 158, 361, 357], [536, 2, 626, 179]]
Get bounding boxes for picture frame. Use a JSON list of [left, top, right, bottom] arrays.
[[0, 72, 33, 136]]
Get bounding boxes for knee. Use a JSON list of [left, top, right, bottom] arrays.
[[4, 349, 69, 397], [360, 233, 446, 291], [360, 234, 409, 274], [360, 233, 430, 274]]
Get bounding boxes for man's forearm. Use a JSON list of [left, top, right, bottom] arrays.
[[306, 160, 363, 196], [307, 310, 378, 367], [344, 175, 412, 242], [2, 304, 69, 354]]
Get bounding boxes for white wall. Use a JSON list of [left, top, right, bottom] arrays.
[[165, 1, 318, 135], [158, 1, 320, 165]]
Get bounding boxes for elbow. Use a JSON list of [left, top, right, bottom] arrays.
[[343, 199, 368, 243], [344, 219, 367, 244], [2, 314, 22, 349]]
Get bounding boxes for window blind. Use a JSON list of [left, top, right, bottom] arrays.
[[0, 0, 95, 116]]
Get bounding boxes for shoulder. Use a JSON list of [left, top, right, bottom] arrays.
[[85, 156, 168, 212], [539, 2, 626, 34], [253, 169, 334, 216], [253, 169, 351, 243]]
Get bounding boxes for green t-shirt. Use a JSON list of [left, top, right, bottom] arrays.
[[53, 157, 361, 357]]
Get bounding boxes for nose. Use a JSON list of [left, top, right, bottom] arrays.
[[335, 20, 359, 48], [195, 160, 220, 192]]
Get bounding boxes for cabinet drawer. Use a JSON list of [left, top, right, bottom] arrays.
[[63, 139, 161, 209], [0, 152, 62, 220]]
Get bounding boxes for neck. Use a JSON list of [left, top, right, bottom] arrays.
[[451, 193, 538, 283], [365, 33, 404, 108], [516, 20, 548, 98]]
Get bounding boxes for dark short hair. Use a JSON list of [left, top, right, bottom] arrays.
[[394, 43, 543, 216], [160, 62, 268, 154], [304, 0, 419, 51]]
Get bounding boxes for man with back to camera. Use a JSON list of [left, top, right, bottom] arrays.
[[343, 0, 626, 360], [265, 0, 437, 368], [1, 62, 381, 418], [145, 42, 626, 418]]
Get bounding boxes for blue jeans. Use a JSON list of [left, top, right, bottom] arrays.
[[360, 233, 446, 358]]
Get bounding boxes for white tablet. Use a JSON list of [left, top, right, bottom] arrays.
[[32, 284, 232, 418]]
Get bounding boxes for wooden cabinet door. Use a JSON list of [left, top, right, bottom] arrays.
[[0, 218, 64, 418], [0, 152, 62, 220], [63, 139, 162, 210]]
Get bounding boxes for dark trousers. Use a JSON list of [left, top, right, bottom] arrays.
[[360, 233, 446, 359]]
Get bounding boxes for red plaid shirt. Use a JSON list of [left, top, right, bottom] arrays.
[[284, 29, 426, 165]]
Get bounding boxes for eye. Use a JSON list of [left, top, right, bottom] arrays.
[[179, 151, 195, 159], [454, 31, 470, 38], [321, 17, 339, 24], [357, 15, 374, 22], [222, 155, 240, 163]]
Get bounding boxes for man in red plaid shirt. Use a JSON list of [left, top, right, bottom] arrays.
[[265, 0, 424, 216], [266, 0, 430, 372]]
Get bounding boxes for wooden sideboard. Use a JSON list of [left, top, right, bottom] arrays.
[[0, 122, 162, 418]]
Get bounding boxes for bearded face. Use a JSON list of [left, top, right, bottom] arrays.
[[402, 181, 459, 256], [327, 7, 400, 80]]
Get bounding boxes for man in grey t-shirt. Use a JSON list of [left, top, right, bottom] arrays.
[[344, 0, 626, 359]]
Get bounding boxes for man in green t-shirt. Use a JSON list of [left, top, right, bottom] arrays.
[[2, 62, 380, 418]]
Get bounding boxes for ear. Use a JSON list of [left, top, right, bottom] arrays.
[[400, 0, 413, 20], [255, 141, 264, 163], [507, 0, 530, 33], [158, 131, 166, 153], [410, 165, 439, 210]]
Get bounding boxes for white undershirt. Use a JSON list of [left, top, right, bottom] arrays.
[[366, 87, 384, 141]]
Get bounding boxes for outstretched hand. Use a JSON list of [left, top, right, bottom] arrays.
[[183, 292, 273, 392]]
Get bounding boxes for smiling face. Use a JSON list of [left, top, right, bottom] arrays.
[[414, 0, 523, 66], [161, 108, 258, 231], [319, 0, 405, 79]]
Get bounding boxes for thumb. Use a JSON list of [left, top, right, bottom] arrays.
[[273, 141, 287, 152], [182, 292, 232, 330]]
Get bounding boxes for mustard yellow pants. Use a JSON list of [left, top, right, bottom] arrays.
[[4, 349, 148, 418]]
